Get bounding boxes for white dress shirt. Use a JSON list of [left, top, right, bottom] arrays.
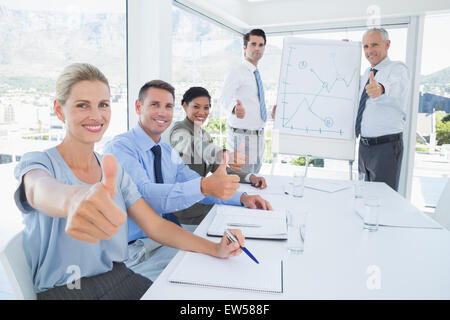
[[220, 59, 266, 130], [360, 57, 410, 138]]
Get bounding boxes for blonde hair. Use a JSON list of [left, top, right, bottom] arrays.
[[55, 63, 110, 104]]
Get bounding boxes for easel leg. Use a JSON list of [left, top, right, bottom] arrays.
[[304, 155, 311, 177]]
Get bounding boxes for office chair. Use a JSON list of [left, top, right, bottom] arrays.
[[432, 178, 450, 230], [0, 230, 36, 300]]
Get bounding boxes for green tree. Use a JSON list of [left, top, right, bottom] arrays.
[[204, 116, 227, 134], [442, 114, 450, 123], [436, 118, 450, 145]]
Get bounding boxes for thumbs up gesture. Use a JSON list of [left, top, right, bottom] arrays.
[[201, 152, 240, 200], [65, 154, 127, 243], [228, 144, 247, 172], [365, 71, 384, 99], [234, 99, 246, 119]]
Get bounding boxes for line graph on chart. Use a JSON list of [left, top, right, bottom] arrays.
[[276, 41, 360, 141]]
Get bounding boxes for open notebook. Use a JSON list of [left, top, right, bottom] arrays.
[[207, 205, 288, 240], [168, 251, 283, 294]]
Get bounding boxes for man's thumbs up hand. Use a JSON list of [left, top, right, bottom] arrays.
[[228, 144, 247, 172], [215, 150, 229, 175], [369, 71, 376, 84], [365, 71, 384, 99], [201, 151, 240, 200], [234, 99, 246, 119]]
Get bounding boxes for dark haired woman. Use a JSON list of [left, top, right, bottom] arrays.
[[169, 87, 268, 227]]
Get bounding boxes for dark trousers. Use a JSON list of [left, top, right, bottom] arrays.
[[37, 262, 152, 300], [358, 138, 403, 191]]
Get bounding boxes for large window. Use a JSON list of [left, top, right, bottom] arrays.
[[0, 0, 127, 163], [411, 13, 450, 213], [172, 5, 242, 146], [172, 6, 242, 115], [0, 0, 127, 250]]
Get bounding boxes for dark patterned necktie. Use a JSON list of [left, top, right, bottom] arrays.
[[151, 145, 181, 226], [355, 68, 378, 137]]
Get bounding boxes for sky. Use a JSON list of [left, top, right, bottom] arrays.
[[422, 13, 450, 75], [0, 0, 448, 75]]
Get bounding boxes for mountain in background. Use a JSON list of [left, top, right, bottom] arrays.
[[422, 66, 450, 84], [421, 67, 450, 98], [0, 5, 126, 88], [0, 4, 448, 99]]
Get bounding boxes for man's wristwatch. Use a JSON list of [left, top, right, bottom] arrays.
[[240, 192, 247, 206]]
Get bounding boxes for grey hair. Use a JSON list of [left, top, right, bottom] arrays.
[[55, 63, 110, 104], [363, 27, 389, 41]]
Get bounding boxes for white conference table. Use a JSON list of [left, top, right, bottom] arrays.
[[142, 175, 450, 300]]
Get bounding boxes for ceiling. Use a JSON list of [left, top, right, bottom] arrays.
[[175, 0, 450, 34]]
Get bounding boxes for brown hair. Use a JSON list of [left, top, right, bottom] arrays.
[[138, 80, 175, 102]]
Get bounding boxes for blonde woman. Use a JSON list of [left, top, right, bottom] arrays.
[[14, 63, 244, 300]]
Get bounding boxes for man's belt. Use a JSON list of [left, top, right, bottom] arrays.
[[360, 133, 402, 146], [229, 126, 264, 135]]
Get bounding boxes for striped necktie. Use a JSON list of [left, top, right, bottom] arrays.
[[355, 68, 378, 137], [254, 69, 267, 122]]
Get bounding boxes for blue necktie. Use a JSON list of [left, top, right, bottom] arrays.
[[254, 69, 267, 122], [355, 68, 378, 137], [151, 145, 181, 226]]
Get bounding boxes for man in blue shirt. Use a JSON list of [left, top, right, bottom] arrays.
[[104, 80, 272, 281]]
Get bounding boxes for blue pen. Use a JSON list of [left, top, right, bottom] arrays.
[[225, 229, 259, 264]]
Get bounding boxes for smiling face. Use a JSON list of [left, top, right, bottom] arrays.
[[363, 30, 390, 67], [54, 80, 111, 145], [136, 87, 174, 142], [244, 35, 266, 66], [183, 96, 211, 125]]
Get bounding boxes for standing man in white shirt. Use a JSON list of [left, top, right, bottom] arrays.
[[220, 29, 272, 174], [356, 28, 410, 191]]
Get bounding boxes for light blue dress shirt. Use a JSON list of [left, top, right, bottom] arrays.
[[104, 124, 243, 242], [14, 147, 141, 293], [360, 57, 410, 138]]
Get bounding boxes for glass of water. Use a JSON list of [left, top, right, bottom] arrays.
[[363, 197, 380, 232], [292, 172, 305, 198], [353, 172, 365, 199], [286, 210, 308, 253]]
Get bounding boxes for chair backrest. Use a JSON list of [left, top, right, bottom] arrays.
[[432, 178, 450, 231], [0, 231, 36, 300]]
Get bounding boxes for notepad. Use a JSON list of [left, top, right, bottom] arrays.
[[168, 251, 283, 294], [207, 205, 288, 240]]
